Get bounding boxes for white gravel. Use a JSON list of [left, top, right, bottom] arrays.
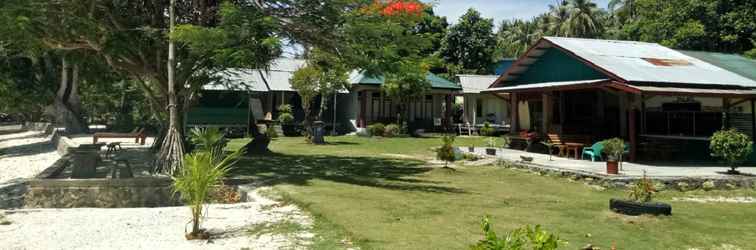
[[672, 196, 756, 203], [0, 130, 60, 184], [0, 187, 313, 250]]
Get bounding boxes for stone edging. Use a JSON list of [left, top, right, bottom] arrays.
[[498, 159, 756, 191]]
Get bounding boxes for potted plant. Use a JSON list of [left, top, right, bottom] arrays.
[[601, 138, 624, 175], [610, 171, 672, 216], [277, 104, 297, 136], [485, 137, 497, 155], [709, 128, 753, 175]]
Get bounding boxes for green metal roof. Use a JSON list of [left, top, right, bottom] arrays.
[[678, 50, 756, 82], [350, 72, 462, 90]]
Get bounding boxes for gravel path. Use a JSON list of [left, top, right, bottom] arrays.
[[0, 187, 313, 250], [0, 130, 60, 184]]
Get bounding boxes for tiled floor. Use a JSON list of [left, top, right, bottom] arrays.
[[468, 147, 756, 178]]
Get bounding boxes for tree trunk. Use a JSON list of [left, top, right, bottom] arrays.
[[54, 57, 88, 134], [155, 0, 185, 175]]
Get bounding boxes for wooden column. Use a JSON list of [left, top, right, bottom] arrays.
[[358, 91, 366, 128], [751, 99, 755, 141], [559, 92, 566, 133], [444, 94, 452, 128], [619, 92, 628, 138], [542, 92, 552, 134], [629, 108, 637, 162], [724, 97, 731, 129], [511, 93, 519, 133]]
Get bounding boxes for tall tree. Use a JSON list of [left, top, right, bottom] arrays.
[[564, 0, 604, 38], [439, 8, 497, 75]]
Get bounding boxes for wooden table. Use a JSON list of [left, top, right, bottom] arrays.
[[564, 142, 585, 159]]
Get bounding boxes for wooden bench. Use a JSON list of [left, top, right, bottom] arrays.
[[94, 128, 146, 145], [546, 133, 592, 157]]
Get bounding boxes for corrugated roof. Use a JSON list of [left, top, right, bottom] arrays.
[[484, 79, 609, 93], [496, 37, 756, 88], [457, 74, 499, 93], [350, 71, 462, 90], [678, 50, 756, 82], [204, 58, 306, 92]]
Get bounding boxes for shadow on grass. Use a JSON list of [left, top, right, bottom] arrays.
[[232, 151, 466, 194]]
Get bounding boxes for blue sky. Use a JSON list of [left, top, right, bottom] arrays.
[[426, 0, 611, 25]]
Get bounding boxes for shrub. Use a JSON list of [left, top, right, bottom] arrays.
[[470, 216, 564, 250], [437, 135, 456, 168], [628, 171, 655, 202], [601, 137, 625, 162], [174, 128, 245, 239], [265, 125, 279, 138], [486, 137, 497, 148], [277, 113, 295, 125], [463, 153, 481, 161], [677, 181, 690, 191], [384, 124, 402, 137], [189, 127, 226, 152], [480, 122, 495, 136], [710, 128, 753, 174], [368, 123, 386, 137], [277, 104, 293, 114], [702, 180, 716, 191]]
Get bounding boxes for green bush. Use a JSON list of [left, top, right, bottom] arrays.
[[709, 128, 753, 173], [437, 135, 456, 167], [601, 138, 625, 161], [277, 104, 293, 114], [368, 123, 386, 137], [265, 125, 279, 138], [463, 153, 481, 161], [277, 113, 294, 125], [702, 180, 716, 191], [470, 216, 564, 250], [384, 124, 402, 137], [480, 122, 495, 136], [628, 171, 655, 202]]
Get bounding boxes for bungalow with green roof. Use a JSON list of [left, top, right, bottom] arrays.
[[484, 37, 756, 162], [187, 58, 462, 134], [347, 71, 462, 132]]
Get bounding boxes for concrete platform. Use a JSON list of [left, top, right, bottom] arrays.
[[466, 147, 756, 180]]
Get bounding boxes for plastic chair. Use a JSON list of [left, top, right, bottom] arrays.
[[581, 142, 604, 162]]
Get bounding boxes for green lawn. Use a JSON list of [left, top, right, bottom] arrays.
[[229, 136, 756, 250]]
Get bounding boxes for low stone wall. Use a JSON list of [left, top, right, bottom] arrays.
[[0, 179, 28, 209], [22, 122, 52, 132], [23, 177, 181, 208], [496, 159, 756, 191]]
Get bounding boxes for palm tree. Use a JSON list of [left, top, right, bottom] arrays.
[[497, 19, 541, 58], [608, 0, 638, 23], [546, 1, 570, 36], [564, 0, 603, 38]]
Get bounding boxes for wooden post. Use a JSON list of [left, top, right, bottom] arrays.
[[559, 91, 566, 133], [511, 93, 519, 133], [751, 99, 755, 141], [542, 92, 552, 134], [358, 91, 366, 128], [445, 94, 452, 129], [629, 108, 637, 162], [724, 97, 731, 129], [619, 92, 628, 138]]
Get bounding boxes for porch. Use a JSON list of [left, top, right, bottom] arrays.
[[487, 79, 756, 163], [354, 86, 458, 131]]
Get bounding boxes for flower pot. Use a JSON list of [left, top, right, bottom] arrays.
[[468, 147, 475, 152], [606, 161, 619, 175], [485, 148, 496, 156], [610, 198, 672, 216]]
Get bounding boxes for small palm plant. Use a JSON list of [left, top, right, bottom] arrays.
[[174, 128, 244, 240], [437, 135, 457, 170]]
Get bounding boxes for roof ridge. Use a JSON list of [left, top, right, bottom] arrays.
[[544, 36, 661, 46]]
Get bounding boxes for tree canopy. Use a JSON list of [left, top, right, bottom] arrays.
[[439, 9, 497, 75]]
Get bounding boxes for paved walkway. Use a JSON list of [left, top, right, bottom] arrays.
[[469, 147, 756, 179]]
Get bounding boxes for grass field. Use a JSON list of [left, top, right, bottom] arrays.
[[229, 136, 756, 250]]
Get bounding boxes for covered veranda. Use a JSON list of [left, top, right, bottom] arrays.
[[484, 79, 756, 163]]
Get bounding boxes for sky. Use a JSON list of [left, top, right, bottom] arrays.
[[427, 0, 611, 26]]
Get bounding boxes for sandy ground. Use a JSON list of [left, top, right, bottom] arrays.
[[0, 187, 313, 250], [0, 130, 60, 184]]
